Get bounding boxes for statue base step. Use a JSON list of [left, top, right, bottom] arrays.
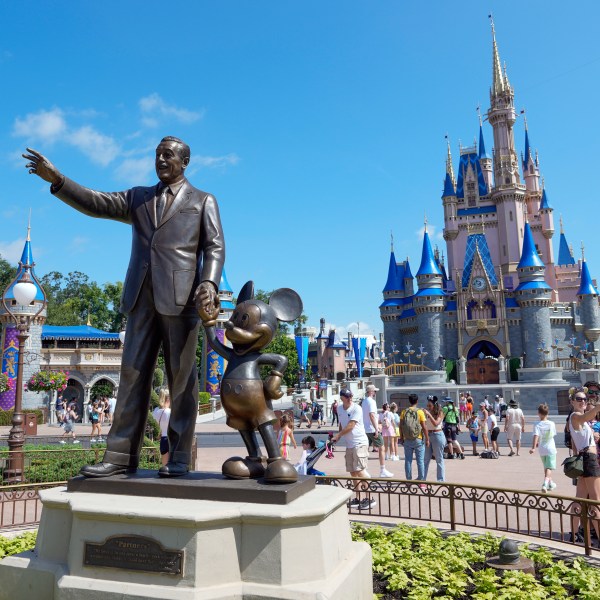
[[0, 479, 372, 599]]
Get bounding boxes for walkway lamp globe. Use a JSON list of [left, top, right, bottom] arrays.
[[2, 255, 47, 483]]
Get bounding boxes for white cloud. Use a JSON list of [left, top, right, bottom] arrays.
[[0, 239, 26, 263], [13, 108, 67, 144], [115, 157, 155, 185], [324, 321, 376, 340], [69, 236, 89, 250], [194, 154, 240, 168], [68, 126, 120, 166], [415, 224, 444, 242], [139, 93, 204, 125]]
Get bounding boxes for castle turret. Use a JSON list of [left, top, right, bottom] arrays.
[[414, 225, 445, 369], [577, 251, 600, 342], [403, 258, 414, 296], [0, 223, 47, 411], [514, 222, 552, 366], [442, 139, 459, 275], [478, 114, 493, 189], [380, 239, 405, 359]]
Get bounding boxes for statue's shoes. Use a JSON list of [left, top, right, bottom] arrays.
[[264, 458, 298, 484], [80, 462, 136, 478], [222, 456, 265, 479], [158, 461, 189, 477]]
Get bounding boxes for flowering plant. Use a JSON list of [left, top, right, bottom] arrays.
[[0, 372, 13, 394], [25, 370, 69, 393]]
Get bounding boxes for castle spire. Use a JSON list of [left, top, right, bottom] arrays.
[[490, 15, 505, 95], [577, 256, 599, 296], [517, 222, 544, 270], [445, 136, 455, 184], [382, 248, 402, 293], [416, 229, 442, 277]]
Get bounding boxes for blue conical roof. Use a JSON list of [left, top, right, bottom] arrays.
[[416, 231, 442, 277], [539, 189, 550, 210], [517, 222, 544, 269], [557, 232, 575, 266], [577, 260, 599, 296], [383, 251, 402, 292], [442, 172, 455, 197], [4, 234, 45, 302], [219, 268, 233, 293], [478, 124, 489, 159], [522, 128, 533, 171], [404, 259, 413, 280]]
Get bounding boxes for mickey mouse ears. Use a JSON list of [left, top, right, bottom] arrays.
[[269, 288, 303, 323]]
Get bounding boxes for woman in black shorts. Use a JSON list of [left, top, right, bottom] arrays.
[[569, 387, 600, 541]]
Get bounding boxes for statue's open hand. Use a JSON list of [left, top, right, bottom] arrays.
[[22, 148, 62, 185], [195, 283, 220, 325]]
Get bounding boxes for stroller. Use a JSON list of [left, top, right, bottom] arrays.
[[296, 438, 334, 476]]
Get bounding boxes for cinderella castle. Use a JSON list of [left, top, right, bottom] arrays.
[[379, 21, 600, 390]]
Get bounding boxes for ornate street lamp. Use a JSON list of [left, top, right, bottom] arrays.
[[537, 340, 550, 366], [2, 255, 47, 483], [416, 344, 428, 367], [403, 342, 415, 365]]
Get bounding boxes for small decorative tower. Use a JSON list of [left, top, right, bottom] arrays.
[[442, 138, 459, 275], [577, 244, 600, 343], [414, 220, 445, 370], [0, 223, 47, 410], [380, 235, 404, 357], [514, 222, 552, 367], [478, 110, 493, 189]]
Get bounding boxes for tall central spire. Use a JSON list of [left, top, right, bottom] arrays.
[[490, 15, 505, 96]]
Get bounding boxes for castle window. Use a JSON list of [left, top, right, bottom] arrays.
[[510, 210, 513, 221], [503, 245, 506, 256]]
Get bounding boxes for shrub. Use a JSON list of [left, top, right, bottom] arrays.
[[153, 368, 164, 389], [146, 412, 160, 441], [353, 523, 600, 599], [0, 409, 44, 426], [198, 392, 211, 404], [0, 531, 37, 558], [150, 389, 159, 410]]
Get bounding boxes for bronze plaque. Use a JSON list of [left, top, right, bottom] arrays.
[[84, 535, 183, 575]]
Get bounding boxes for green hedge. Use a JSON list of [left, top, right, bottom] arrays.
[[0, 531, 37, 558], [354, 523, 600, 599], [199, 391, 211, 404], [0, 409, 44, 426]]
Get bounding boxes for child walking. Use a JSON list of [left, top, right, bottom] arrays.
[[529, 403, 557, 493], [278, 414, 297, 459], [467, 412, 480, 456]]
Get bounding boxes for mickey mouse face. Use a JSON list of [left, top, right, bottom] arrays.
[[225, 301, 276, 355]]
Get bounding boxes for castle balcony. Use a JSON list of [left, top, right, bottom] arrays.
[[384, 362, 431, 376], [464, 318, 500, 336], [40, 348, 123, 372]]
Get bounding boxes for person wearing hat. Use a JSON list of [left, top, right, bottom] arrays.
[[361, 384, 393, 478], [442, 397, 465, 459], [332, 388, 376, 511], [504, 399, 525, 456]]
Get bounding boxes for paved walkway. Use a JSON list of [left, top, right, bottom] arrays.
[[1, 413, 575, 497]]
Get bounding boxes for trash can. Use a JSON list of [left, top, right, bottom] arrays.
[[24, 413, 38, 436]]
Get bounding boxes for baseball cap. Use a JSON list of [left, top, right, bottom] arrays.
[[366, 384, 379, 392], [444, 396, 453, 403], [340, 389, 353, 399]]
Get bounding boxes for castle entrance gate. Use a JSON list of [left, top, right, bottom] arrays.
[[465, 340, 501, 385]]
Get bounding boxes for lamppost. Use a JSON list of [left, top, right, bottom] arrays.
[[2, 255, 47, 483], [416, 344, 428, 368], [550, 337, 564, 363], [537, 340, 550, 366], [403, 342, 415, 365]]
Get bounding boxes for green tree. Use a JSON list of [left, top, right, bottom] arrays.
[[261, 334, 300, 388], [91, 380, 114, 400], [0, 254, 16, 295]]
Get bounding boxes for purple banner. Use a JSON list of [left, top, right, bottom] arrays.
[[0, 326, 19, 410]]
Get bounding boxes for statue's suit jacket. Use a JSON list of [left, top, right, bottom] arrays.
[[52, 177, 225, 315]]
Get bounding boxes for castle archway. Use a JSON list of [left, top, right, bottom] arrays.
[[464, 339, 502, 385]]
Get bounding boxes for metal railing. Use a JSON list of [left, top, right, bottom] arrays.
[[543, 357, 595, 371], [317, 476, 600, 556], [198, 400, 222, 416], [385, 363, 432, 376]]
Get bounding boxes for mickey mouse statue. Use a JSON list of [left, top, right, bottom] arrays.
[[197, 281, 302, 483]]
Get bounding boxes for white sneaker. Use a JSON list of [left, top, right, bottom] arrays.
[[379, 468, 393, 478], [73, 440, 80, 444], [549, 481, 557, 491], [541, 483, 548, 493], [348, 498, 360, 508], [385, 454, 390, 460], [60, 440, 66, 444], [90, 438, 97, 443]]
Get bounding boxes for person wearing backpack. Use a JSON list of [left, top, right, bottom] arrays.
[[399, 394, 429, 482], [442, 398, 465, 459]]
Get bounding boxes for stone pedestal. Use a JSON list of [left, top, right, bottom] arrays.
[[0, 475, 372, 600]]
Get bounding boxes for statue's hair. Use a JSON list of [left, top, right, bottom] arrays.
[[159, 136, 191, 162]]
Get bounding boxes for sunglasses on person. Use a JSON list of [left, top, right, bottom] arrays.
[[574, 396, 587, 402]]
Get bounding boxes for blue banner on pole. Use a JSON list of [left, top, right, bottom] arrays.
[[295, 335, 309, 370], [352, 337, 367, 377]]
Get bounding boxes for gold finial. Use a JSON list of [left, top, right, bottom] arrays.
[[477, 104, 483, 127], [441, 251, 445, 266], [86, 304, 92, 327], [391, 231, 394, 252], [26, 208, 32, 241], [560, 214, 564, 234], [569, 244, 574, 259], [581, 241, 585, 261], [524, 202, 529, 223], [490, 14, 505, 95], [522, 109, 528, 130], [445, 135, 455, 184], [480, 214, 486, 233], [424, 213, 428, 233]]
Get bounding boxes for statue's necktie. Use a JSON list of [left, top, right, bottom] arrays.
[[156, 186, 170, 225]]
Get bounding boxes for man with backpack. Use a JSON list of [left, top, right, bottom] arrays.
[[399, 394, 429, 482]]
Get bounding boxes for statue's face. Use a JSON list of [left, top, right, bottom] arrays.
[[155, 141, 188, 184]]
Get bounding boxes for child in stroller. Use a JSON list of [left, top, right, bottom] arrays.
[[294, 435, 331, 476]]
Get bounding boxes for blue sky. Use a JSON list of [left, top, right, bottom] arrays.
[[2, 1, 600, 339]]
